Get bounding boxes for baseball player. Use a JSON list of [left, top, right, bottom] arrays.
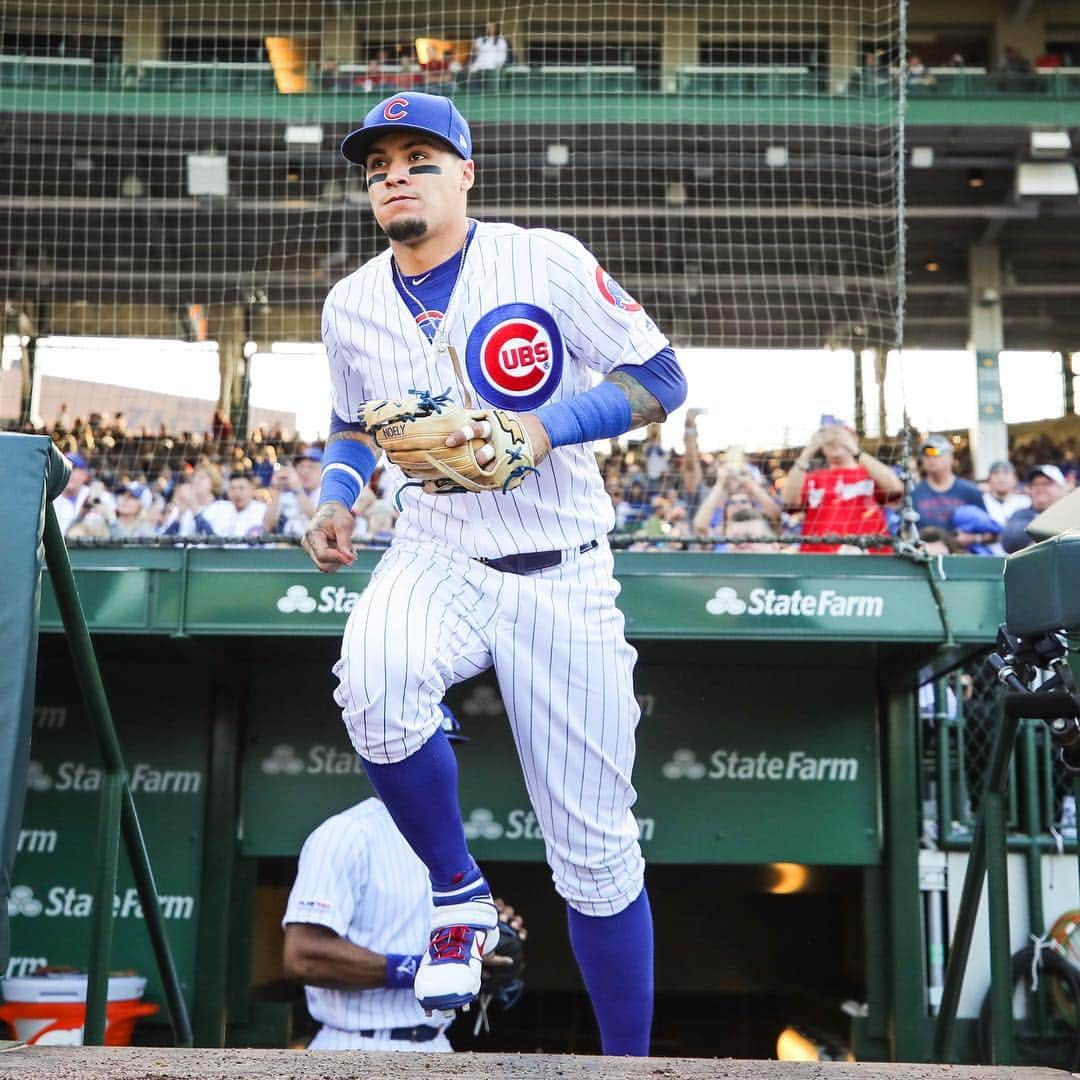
[[301, 91, 687, 1056], [282, 707, 524, 1051]]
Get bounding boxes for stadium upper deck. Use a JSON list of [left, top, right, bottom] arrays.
[[3, 0, 1080, 354]]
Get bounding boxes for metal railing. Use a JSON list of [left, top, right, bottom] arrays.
[[6, 52, 1080, 100], [41, 502, 193, 1047], [924, 650, 1080, 1065]]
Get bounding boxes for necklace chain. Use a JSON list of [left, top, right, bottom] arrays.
[[393, 228, 471, 349]]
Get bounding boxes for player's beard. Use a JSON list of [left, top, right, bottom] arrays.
[[385, 216, 428, 242]]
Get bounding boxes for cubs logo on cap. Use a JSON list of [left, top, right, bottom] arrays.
[[595, 266, 642, 312], [340, 91, 473, 165], [466, 303, 564, 411]]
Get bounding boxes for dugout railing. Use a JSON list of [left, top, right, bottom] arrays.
[[1, 434, 192, 1047], [922, 660, 1080, 1067]]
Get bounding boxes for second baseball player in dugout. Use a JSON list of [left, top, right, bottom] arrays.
[[302, 91, 687, 1056]]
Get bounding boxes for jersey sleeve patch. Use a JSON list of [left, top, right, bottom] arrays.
[[594, 266, 642, 312]]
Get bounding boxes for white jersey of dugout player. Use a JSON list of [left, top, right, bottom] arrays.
[[323, 221, 669, 558], [283, 798, 451, 1050]]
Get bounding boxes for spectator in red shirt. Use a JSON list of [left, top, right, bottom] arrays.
[[781, 423, 903, 552]]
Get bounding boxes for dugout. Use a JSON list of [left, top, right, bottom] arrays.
[[9, 544, 1009, 1059]]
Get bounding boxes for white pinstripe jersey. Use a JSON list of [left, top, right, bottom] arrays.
[[283, 799, 434, 1032], [322, 221, 670, 558]]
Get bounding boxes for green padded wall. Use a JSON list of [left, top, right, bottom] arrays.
[[0, 434, 68, 972]]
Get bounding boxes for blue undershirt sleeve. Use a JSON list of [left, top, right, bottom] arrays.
[[617, 347, 687, 416], [534, 347, 687, 449]]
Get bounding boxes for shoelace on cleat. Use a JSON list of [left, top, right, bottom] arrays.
[[429, 925, 472, 962]]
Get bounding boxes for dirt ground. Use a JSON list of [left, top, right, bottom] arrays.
[[0, 1048, 1070, 1080]]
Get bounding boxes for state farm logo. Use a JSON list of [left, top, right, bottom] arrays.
[[8, 885, 195, 920], [34, 706, 67, 730], [261, 745, 305, 775], [259, 743, 365, 777], [706, 587, 746, 616], [705, 586, 885, 619], [463, 808, 504, 840], [662, 749, 706, 780], [276, 584, 362, 615], [6, 956, 47, 978], [463, 807, 654, 842], [8, 885, 43, 917], [26, 761, 53, 792], [25, 761, 201, 794], [461, 685, 504, 718], [17, 829, 58, 854], [663, 748, 860, 783], [277, 585, 316, 614]]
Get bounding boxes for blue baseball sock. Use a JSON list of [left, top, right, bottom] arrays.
[[360, 728, 479, 889], [567, 888, 654, 1056]]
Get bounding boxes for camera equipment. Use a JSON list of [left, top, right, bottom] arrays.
[[990, 521, 1080, 770]]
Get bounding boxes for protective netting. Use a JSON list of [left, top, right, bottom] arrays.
[[920, 660, 1078, 843], [1, 1, 906, 545]]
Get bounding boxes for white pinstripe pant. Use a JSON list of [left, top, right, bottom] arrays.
[[332, 536, 645, 916]]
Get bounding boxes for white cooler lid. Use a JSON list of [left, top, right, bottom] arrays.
[[1, 973, 146, 1003]]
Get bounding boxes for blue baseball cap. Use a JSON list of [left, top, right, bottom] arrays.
[[439, 703, 468, 744], [65, 452, 88, 470], [951, 505, 1002, 535], [340, 92, 472, 166], [296, 446, 323, 464]]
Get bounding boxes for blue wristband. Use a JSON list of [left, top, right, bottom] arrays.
[[534, 381, 633, 449], [624, 347, 687, 416], [319, 438, 376, 509], [385, 953, 423, 989]]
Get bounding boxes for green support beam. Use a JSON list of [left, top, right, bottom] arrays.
[[884, 687, 928, 1061]]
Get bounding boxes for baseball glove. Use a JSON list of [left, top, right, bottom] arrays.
[[358, 389, 538, 496], [479, 920, 526, 1011]]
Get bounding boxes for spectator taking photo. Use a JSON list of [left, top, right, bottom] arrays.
[[781, 421, 902, 553]]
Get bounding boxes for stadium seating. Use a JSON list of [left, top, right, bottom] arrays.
[[6, 53, 1080, 100], [675, 65, 818, 96]]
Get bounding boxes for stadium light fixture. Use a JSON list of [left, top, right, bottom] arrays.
[[1017, 162, 1079, 197], [546, 144, 570, 167], [665, 182, 688, 207], [284, 125, 323, 146], [186, 154, 229, 197], [910, 146, 934, 168], [1030, 129, 1071, 159]]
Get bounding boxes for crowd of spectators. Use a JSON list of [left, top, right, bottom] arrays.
[[319, 24, 512, 95], [8, 403, 1077, 555]]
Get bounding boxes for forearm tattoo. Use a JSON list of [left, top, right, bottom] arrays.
[[326, 430, 375, 450], [604, 371, 667, 429]]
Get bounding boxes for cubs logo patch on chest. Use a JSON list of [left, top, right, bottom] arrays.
[[465, 303, 564, 410]]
